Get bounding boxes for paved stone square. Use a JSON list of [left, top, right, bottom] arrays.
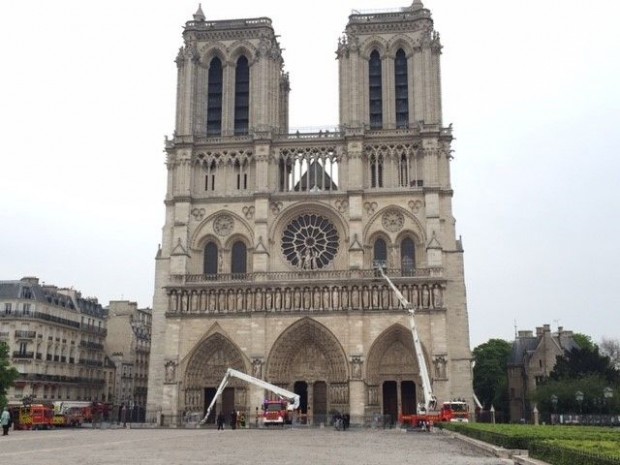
[[0, 427, 510, 465]]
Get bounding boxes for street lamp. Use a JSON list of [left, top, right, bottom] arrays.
[[604, 387, 614, 415], [575, 390, 584, 415], [550, 394, 558, 425]]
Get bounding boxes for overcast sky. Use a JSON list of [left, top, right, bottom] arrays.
[[1, 0, 618, 349]]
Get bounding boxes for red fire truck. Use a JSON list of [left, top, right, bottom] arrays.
[[262, 399, 294, 426], [399, 400, 470, 427], [14, 404, 54, 430]]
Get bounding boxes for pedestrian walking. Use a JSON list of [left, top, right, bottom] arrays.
[[216, 412, 225, 430], [1, 407, 11, 436], [230, 410, 237, 430]]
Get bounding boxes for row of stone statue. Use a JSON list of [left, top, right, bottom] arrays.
[[168, 283, 443, 313]]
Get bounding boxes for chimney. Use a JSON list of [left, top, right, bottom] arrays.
[[543, 324, 551, 333], [536, 327, 543, 337]]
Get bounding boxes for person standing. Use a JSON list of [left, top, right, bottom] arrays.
[[216, 412, 225, 430], [230, 410, 237, 430], [1, 407, 11, 436]]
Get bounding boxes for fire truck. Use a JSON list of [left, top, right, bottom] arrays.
[[201, 368, 300, 427], [376, 266, 470, 427], [13, 404, 54, 430]]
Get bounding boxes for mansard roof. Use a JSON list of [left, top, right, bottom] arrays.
[[0, 277, 106, 318]]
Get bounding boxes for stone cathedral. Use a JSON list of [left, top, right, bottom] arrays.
[[146, 0, 473, 425]]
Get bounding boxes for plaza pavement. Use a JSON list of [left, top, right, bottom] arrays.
[[0, 425, 514, 465]]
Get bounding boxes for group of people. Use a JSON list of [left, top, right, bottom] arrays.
[[216, 410, 246, 430], [332, 412, 350, 431]]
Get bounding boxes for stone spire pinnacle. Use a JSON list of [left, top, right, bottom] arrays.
[[193, 4, 206, 22], [410, 0, 424, 10]]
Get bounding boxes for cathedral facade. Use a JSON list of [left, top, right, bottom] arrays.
[[146, 0, 473, 425]]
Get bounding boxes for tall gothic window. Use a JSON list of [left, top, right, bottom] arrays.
[[207, 57, 223, 136], [235, 159, 247, 190], [370, 154, 383, 188], [373, 238, 387, 269], [204, 160, 216, 191], [234, 56, 249, 135], [401, 237, 416, 275], [203, 242, 219, 276], [399, 153, 409, 187], [395, 48, 409, 129], [369, 50, 382, 129], [231, 241, 247, 278]]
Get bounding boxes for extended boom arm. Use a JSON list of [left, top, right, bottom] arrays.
[[200, 368, 300, 425], [376, 266, 437, 414]]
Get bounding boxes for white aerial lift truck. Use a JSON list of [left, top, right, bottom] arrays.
[[200, 368, 300, 427]]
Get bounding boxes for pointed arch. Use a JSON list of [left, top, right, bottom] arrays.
[[230, 240, 247, 278], [266, 318, 348, 384], [234, 55, 250, 135], [366, 323, 427, 385], [394, 48, 409, 129], [369, 49, 383, 130], [183, 332, 248, 389], [207, 56, 223, 136], [203, 241, 219, 275]]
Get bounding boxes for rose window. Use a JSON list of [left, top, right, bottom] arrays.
[[281, 214, 339, 270]]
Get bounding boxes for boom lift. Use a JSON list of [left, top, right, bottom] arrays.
[[376, 266, 469, 425], [376, 266, 437, 414], [200, 368, 300, 426]]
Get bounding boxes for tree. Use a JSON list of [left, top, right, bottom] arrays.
[[0, 342, 19, 407], [572, 333, 598, 351], [533, 376, 619, 415], [600, 337, 620, 369], [551, 345, 619, 384], [472, 339, 512, 414]]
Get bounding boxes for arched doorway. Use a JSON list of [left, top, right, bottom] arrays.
[[367, 324, 425, 422], [266, 318, 348, 421], [182, 332, 248, 424]]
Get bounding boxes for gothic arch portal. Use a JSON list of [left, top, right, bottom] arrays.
[[266, 318, 348, 384], [181, 332, 249, 414], [366, 324, 424, 384], [366, 323, 428, 418]]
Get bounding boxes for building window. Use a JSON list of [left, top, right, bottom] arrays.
[[370, 154, 383, 188], [398, 153, 409, 187], [281, 214, 339, 270], [369, 50, 382, 129], [394, 48, 408, 129], [235, 159, 247, 190], [207, 57, 223, 136], [401, 237, 416, 275], [234, 55, 249, 135], [4, 303, 11, 314], [373, 238, 387, 269], [231, 241, 247, 278], [204, 160, 216, 191], [21, 287, 33, 299], [23, 303, 31, 315], [203, 242, 218, 276]]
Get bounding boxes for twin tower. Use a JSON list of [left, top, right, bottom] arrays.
[[147, 1, 473, 425]]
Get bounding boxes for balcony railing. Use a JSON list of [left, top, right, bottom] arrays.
[[171, 267, 434, 285], [13, 351, 34, 359], [14, 330, 36, 338], [79, 340, 104, 351], [0, 310, 80, 329]]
